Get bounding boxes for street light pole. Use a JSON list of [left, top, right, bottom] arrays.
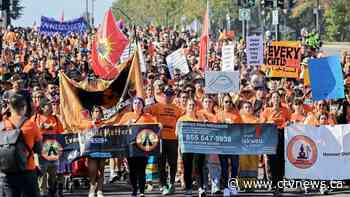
[[91, 0, 95, 27]]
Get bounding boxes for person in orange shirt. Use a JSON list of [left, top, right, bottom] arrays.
[[118, 97, 157, 197], [197, 95, 217, 122], [31, 98, 64, 197], [175, 99, 201, 196], [2, 93, 42, 196], [290, 99, 306, 123], [304, 101, 336, 125], [239, 101, 260, 189], [146, 87, 182, 195], [216, 94, 241, 194], [260, 91, 290, 194]]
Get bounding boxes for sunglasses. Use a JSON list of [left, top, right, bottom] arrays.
[[224, 100, 231, 104]]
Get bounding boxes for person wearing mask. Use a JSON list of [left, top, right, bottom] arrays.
[[118, 97, 157, 197], [1, 93, 42, 196], [216, 94, 241, 195], [87, 106, 106, 197], [260, 91, 290, 194], [147, 87, 182, 195], [32, 98, 64, 197]]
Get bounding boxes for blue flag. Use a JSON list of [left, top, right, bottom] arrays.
[[308, 56, 345, 101]]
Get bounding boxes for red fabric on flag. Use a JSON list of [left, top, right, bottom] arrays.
[[91, 9, 129, 80], [199, 8, 209, 72]]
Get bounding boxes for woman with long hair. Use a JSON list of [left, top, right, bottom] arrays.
[[260, 91, 290, 194], [118, 97, 157, 197], [88, 106, 106, 197]]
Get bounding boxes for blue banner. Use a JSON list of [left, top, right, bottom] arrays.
[[177, 122, 278, 155], [39, 16, 87, 36], [41, 124, 161, 172]]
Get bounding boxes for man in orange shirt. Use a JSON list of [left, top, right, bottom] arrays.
[[147, 87, 182, 195], [31, 98, 64, 197], [2, 93, 42, 196]]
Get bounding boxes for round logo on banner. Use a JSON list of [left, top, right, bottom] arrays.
[[287, 135, 317, 169], [42, 139, 63, 161], [136, 129, 159, 152]]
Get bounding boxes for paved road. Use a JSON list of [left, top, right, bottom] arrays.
[[322, 44, 349, 56]]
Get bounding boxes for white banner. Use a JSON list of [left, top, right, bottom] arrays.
[[285, 124, 350, 180], [137, 43, 147, 73], [166, 49, 190, 78], [204, 71, 239, 94], [247, 35, 264, 66], [221, 44, 235, 71]]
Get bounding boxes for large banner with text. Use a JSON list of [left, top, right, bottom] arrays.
[[40, 124, 160, 172], [39, 16, 87, 35], [285, 124, 350, 180], [177, 122, 278, 155]]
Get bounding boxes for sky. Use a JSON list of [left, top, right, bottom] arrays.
[[13, 0, 113, 27]]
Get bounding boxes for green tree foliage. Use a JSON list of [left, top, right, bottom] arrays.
[[324, 0, 350, 41], [9, 0, 24, 20], [111, 0, 238, 31]]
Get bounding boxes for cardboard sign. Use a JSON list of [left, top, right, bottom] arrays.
[[166, 49, 190, 78], [265, 41, 301, 68], [247, 35, 264, 66], [221, 44, 235, 71]]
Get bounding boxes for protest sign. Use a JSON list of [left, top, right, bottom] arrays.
[[166, 49, 190, 78], [221, 43, 235, 71], [120, 43, 136, 64], [41, 124, 160, 172], [138, 43, 147, 73], [285, 124, 350, 180], [39, 16, 87, 36], [265, 65, 299, 78], [247, 35, 264, 66], [265, 41, 301, 68], [177, 122, 278, 155], [204, 71, 239, 94], [308, 56, 344, 101]]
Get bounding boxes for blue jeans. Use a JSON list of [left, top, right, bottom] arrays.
[[219, 155, 239, 188]]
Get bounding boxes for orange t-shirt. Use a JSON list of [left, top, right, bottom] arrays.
[[241, 113, 259, 124], [30, 114, 64, 134], [260, 107, 290, 129], [118, 112, 157, 124], [147, 103, 182, 140], [3, 117, 42, 171], [290, 113, 305, 123], [197, 109, 216, 123], [216, 110, 242, 123]]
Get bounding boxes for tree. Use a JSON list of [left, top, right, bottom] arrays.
[[324, 0, 350, 41], [9, 0, 24, 20]]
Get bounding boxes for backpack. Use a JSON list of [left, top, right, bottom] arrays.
[[0, 117, 31, 173]]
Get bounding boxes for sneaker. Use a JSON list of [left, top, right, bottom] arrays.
[[89, 184, 97, 197], [131, 191, 137, 197], [167, 184, 175, 195], [161, 186, 168, 196], [184, 189, 192, 196], [88, 191, 95, 197], [140, 194, 145, 197], [145, 184, 154, 192], [223, 188, 230, 197], [198, 188, 206, 197], [320, 188, 329, 195], [229, 187, 238, 196], [96, 191, 104, 197]]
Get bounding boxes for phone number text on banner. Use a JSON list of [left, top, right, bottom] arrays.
[[177, 122, 278, 155]]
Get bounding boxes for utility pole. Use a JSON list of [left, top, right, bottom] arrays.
[[91, 0, 95, 27], [273, 0, 279, 40], [316, 0, 320, 34], [85, 0, 90, 26]]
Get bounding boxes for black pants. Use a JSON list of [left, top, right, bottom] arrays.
[[267, 129, 285, 188], [127, 157, 148, 194], [2, 170, 40, 197], [159, 140, 178, 187], [182, 153, 206, 190]]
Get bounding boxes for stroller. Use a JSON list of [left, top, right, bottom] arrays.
[[64, 158, 90, 193]]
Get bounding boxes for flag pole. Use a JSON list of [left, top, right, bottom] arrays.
[[206, 0, 209, 72]]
